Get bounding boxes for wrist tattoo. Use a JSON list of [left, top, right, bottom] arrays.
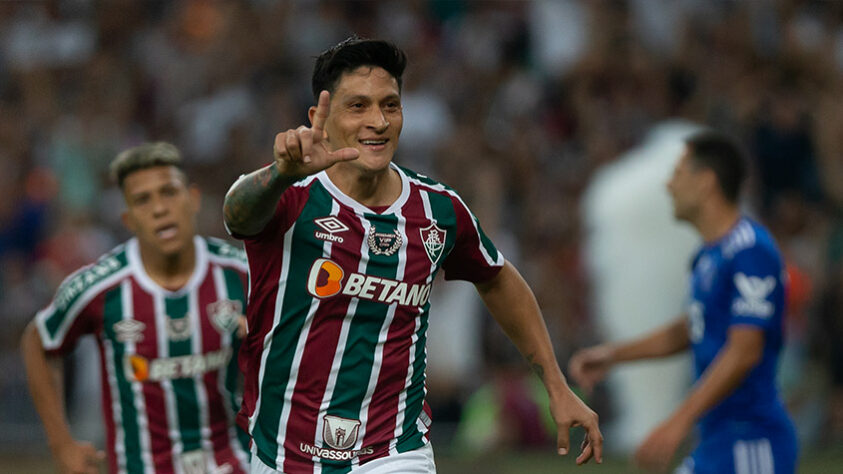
[[526, 354, 545, 381]]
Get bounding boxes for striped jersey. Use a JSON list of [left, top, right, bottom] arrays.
[[233, 163, 504, 473], [35, 236, 251, 474]]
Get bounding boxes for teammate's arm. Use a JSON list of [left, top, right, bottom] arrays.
[[20, 322, 104, 474], [223, 91, 358, 236], [634, 326, 764, 471], [567, 315, 690, 392], [475, 260, 603, 465]]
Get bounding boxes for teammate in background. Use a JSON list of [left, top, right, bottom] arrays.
[[223, 37, 602, 473], [21, 143, 251, 474], [569, 131, 798, 473]]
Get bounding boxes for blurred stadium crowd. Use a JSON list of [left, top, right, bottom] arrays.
[[1, 0, 843, 460]]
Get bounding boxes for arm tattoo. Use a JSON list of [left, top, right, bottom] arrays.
[[526, 354, 545, 382], [223, 165, 290, 236]]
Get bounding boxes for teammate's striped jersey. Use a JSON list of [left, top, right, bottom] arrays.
[[35, 236, 251, 474], [233, 163, 504, 473]]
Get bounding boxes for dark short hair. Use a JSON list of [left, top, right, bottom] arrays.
[[312, 36, 407, 100], [684, 130, 747, 203], [110, 142, 186, 189]]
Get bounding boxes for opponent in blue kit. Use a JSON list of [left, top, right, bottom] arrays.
[[569, 131, 798, 473]]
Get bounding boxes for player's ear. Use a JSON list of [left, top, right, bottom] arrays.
[[308, 106, 318, 127], [702, 169, 719, 197]]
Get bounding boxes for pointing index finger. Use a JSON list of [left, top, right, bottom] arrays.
[[311, 90, 331, 139]]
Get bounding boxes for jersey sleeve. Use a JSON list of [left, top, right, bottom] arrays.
[[728, 246, 784, 331], [34, 269, 105, 355], [441, 195, 505, 283]]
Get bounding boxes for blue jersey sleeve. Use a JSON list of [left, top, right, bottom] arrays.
[[728, 246, 784, 331]]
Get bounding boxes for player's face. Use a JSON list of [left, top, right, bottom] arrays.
[[667, 150, 705, 221], [319, 66, 403, 174], [121, 166, 199, 257]]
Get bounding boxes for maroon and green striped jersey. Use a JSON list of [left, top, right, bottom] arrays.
[[233, 164, 504, 473], [35, 236, 251, 474]]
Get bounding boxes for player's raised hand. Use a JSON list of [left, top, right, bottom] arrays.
[[568, 344, 614, 394], [274, 90, 359, 179]]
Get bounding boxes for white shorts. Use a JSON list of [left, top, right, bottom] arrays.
[[250, 443, 436, 474]]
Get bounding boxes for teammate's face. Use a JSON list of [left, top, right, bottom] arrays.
[[667, 149, 705, 221], [316, 66, 403, 174], [121, 166, 199, 257]]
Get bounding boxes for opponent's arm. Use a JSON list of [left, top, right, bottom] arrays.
[[567, 316, 690, 392], [664, 326, 761, 427], [21, 322, 104, 474], [634, 326, 764, 471], [223, 90, 359, 237], [610, 316, 691, 361], [475, 260, 603, 465]]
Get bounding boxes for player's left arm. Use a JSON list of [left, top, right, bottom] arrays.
[[475, 260, 603, 465]]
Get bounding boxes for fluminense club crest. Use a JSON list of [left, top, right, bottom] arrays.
[[323, 415, 361, 450], [420, 222, 446, 264], [207, 299, 243, 334], [367, 227, 403, 256]]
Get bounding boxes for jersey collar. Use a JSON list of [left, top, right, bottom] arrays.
[[126, 235, 208, 297], [316, 162, 410, 215]]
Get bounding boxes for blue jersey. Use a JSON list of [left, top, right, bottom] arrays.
[[686, 217, 792, 436], [682, 217, 797, 474]]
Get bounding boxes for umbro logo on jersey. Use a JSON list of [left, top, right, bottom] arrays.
[[314, 216, 349, 243], [420, 222, 446, 264], [732, 272, 775, 318], [113, 319, 145, 343]]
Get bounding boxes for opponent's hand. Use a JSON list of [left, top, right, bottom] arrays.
[[273, 90, 359, 179], [549, 388, 603, 465], [55, 439, 105, 474], [567, 344, 614, 394]]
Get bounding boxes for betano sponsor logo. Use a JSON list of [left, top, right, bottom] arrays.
[[306, 258, 431, 307], [298, 443, 374, 461], [125, 347, 232, 382]]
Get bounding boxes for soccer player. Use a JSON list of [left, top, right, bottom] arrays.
[[223, 37, 602, 473], [569, 131, 798, 473], [21, 143, 251, 474]]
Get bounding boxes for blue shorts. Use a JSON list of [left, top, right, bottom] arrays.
[[675, 423, 797, 474]]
